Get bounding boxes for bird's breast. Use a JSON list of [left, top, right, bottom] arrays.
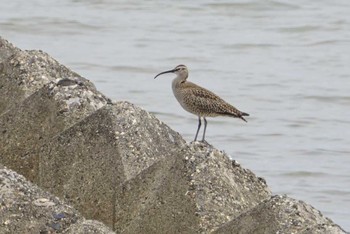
[[171, 80, 194, 113]]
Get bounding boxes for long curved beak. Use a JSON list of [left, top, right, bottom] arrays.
[[154, 69, 176, 79]]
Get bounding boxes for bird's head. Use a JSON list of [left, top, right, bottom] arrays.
[[154, 64, 188, 80]]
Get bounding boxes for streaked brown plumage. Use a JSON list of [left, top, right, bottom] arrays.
[[154, 64, 249, 142]]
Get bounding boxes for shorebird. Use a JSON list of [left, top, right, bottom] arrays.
[[154, 64, 249, 142]]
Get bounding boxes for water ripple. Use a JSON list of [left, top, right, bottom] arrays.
[[206, 1, 299, 11], [281, 171, 328, 177], [1, 17, 100, 34]]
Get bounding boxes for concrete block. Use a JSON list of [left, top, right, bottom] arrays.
[[0, 164, 114, 233]]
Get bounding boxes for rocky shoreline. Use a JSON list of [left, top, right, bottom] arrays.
[[0, 37, 346, 233]]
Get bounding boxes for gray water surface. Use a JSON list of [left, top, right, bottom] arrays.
[[1, 0, 350, 230]]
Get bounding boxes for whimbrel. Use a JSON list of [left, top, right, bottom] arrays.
[[154, 64, 249, 142]]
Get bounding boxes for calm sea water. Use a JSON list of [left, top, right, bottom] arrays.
[[1, 0, 350, 230]]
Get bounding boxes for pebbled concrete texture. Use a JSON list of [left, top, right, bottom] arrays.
[[114, 142, 271, 233], [0, 164, 114, 234], [0, 36, 110, 182], [0, 36, 347, 233], [37, 102, 186, 228], [0, 37, 99, 115], [213, 195, 346, 234]]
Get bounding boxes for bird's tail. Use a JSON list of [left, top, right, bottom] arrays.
[[218, 110, 249, 122], [238, 111, 249, 122]]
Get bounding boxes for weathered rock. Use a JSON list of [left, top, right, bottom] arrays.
[[65, 220, 115, 234], [213, 195, 346, 234], [0, 36, 95, 115], [0, 37, 20, 65], [0, 164, 114, 234], [0, 37, 110, 181], [37, 101, 185, 228], [115, 141, 270, 233]]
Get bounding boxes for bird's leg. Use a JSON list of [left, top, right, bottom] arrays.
[[201, 117, 208, 142], [194, 117, 201, 141]]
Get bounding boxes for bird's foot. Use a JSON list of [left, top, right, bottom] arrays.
[[197, 139, 212, 146]]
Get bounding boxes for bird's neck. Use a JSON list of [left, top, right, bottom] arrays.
[[172, 76, 187, 103], [172, 76, 186, 89]]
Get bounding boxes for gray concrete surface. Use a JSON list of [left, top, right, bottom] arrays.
[[0, 164, 114, 234], [213, 195, 345, 234]]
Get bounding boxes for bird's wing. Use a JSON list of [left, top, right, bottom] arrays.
[[181, 83, 241, 116]]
